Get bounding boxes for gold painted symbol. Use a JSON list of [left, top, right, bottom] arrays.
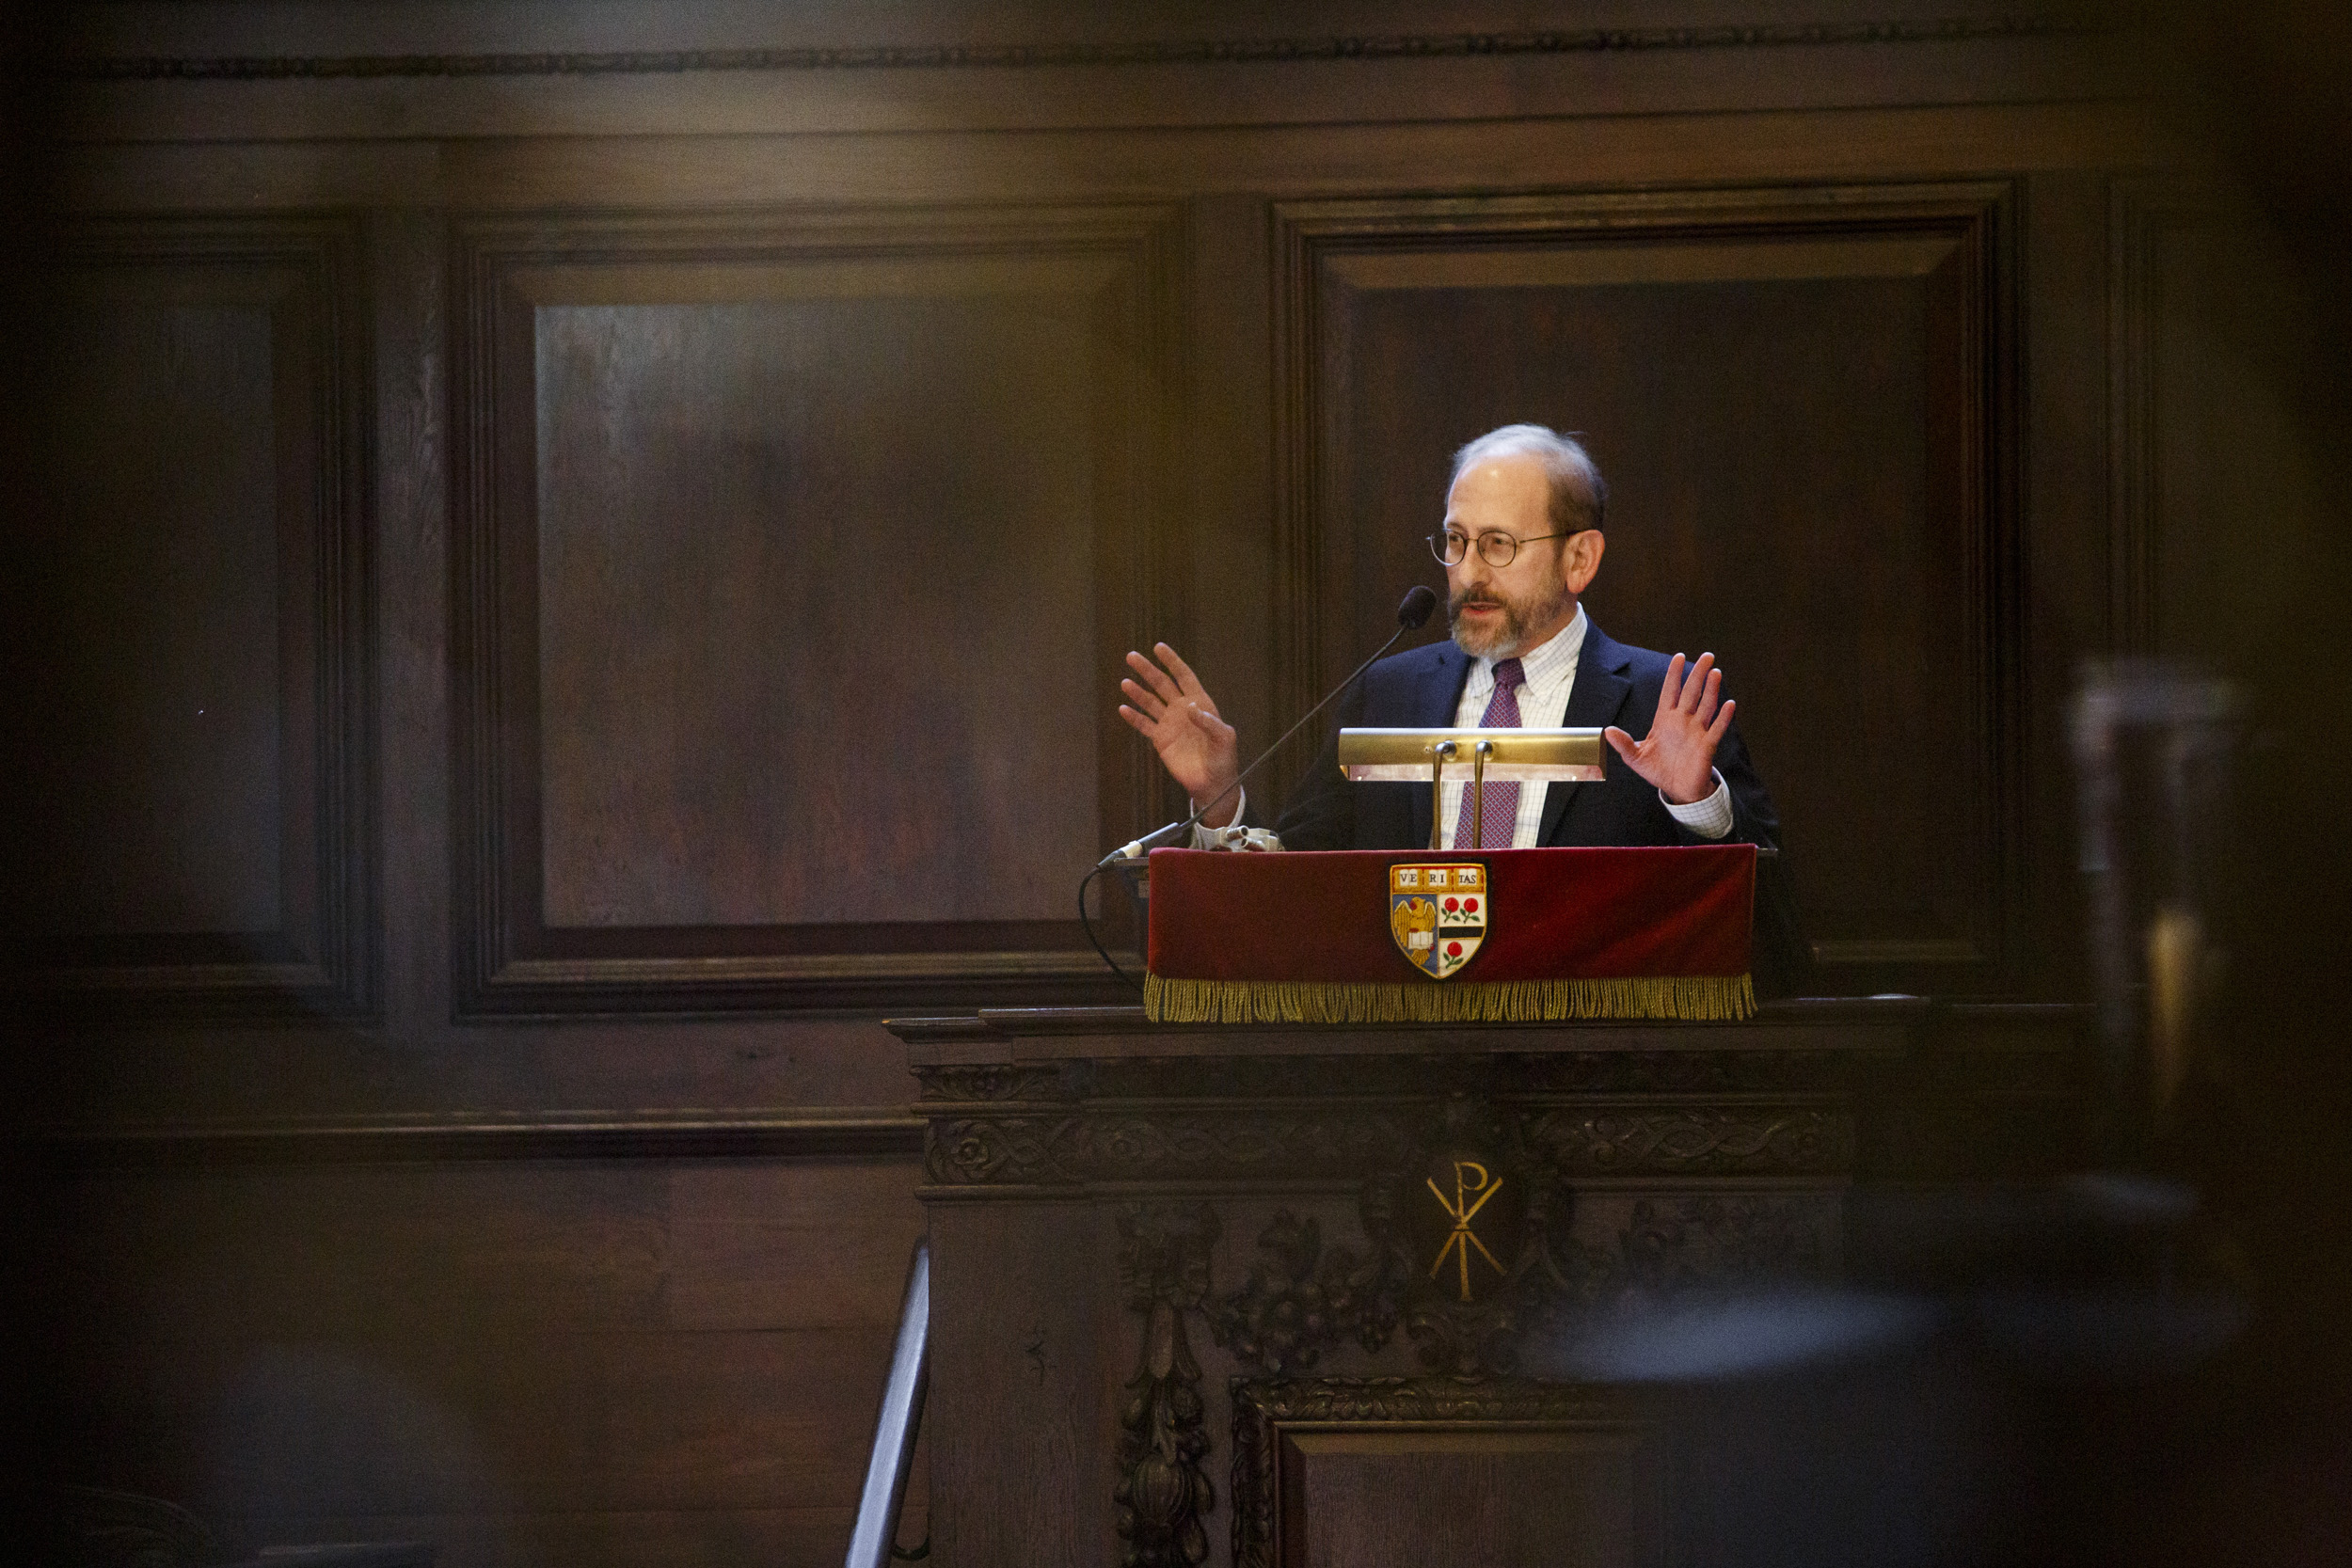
[[1425, 1160, 1506, 1302]]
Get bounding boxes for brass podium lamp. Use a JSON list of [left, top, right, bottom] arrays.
[[1337, 728, 1607, 849]]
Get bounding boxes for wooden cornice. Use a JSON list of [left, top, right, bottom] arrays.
[[16, 1109, 924, 1167], [50, 15, 2114, 82]]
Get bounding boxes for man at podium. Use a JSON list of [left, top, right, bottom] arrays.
[[1119, 422, 1785, 858]]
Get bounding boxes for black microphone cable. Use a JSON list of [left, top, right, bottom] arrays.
[[1077, 861, 1144, 990]]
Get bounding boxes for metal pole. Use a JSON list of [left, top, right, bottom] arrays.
[[844, 1241, 930, 1568], [1428, 740, 1456, 849], [1470, 739, 1493, 849]]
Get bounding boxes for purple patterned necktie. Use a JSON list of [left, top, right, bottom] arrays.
[[1454, 657, 1526, 849]]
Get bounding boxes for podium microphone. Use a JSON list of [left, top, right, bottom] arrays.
[[1102, 584, 1440, 863]]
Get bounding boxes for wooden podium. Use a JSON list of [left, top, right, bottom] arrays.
[[890, 1001, 2080, 1568]]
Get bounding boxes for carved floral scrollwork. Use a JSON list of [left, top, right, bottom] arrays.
[[1104, 1160, 1834, 1559], [920, 1110, 1419, 1186], [1614, 1194, 1828, 1290], [1089, 1113, 1416, 1179], [1528, 1107, 1851, 1173], [925, 1117, 1081, 1185], [1204, 1188, 1835, 1380], [1115, 1205, 1219, 1568], [914, 1064, 1069, 1102], [1513, 1048, 1846, 1094], [1206, 1212, 1404, 1375], [1194, 1101, 1582, 1379], [921, 1105, 1849, 1185]]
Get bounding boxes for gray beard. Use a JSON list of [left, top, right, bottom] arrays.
[[1451, 611, 1520, 659], [1449, 586, 1569, 659]]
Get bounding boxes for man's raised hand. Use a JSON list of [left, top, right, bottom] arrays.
[[1119, 643, 1243, 829], [1603, 652, 1733, 806]]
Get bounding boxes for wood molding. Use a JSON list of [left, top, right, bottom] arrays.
[[1271, 181, 2023, 991], [21, 1108, 922, 1167], [2106, 177, 2226, 657], [52, 16, 2112, 81], [922, 1103, 1850, 1188], [1230, 1375, 1663, 1568], [449, 203, 1181, 1017], [11, 216, 377, 1022]]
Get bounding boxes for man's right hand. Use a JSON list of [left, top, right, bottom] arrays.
[[1119, 643, 1243, 829]]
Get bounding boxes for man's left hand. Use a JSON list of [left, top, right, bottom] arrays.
[[1604, 651, 1733, 805]]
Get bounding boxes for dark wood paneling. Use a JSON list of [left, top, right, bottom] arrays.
[[52, 103, 2178, 216], [2012, 170, 2111, 1002], [34, 1111, 921, 1168], [2109, 178, 2210, 659], [1274, 183, 2020, 993], [1232, 1363, 1675, 1560], [48, 6, 2120, 79], [24, 1156, 929, 1568], [531, 293, 1098, 928], [6, 11, 2249, 1568], [926, 1200, 1110, 1568], [369, 207, 458, 1037], [451, 205, 1181, 1015], [9, 216, 373, 1017], [2108, 179, 2329, 681], [41, 6, 2146, 149], [199, 1508, 922, 1568], [1267, 1415, 1666, 1568]]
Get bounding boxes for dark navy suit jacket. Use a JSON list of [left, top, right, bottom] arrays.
[[1258, 619, 1809, 990], [1266, 620, 1780, 852]]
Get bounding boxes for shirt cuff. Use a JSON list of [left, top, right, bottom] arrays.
[[1191, 787, 1282, 850], [1661, 771, 1734, 840]]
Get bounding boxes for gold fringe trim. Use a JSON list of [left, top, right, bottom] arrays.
[[1143, 972, 1756, 1024]]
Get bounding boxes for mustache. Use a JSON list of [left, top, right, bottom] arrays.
[[1449, 586, 1508, 615]]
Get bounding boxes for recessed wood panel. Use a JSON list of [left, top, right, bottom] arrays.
[[1233, 1380, 1668, 1568], [452, 207, 1180, 1014], [30, 296, 284, 935], [1286, 1428, 1664, 1568], [1275, 185, 2017, 992], [8, 219, 373, 1016], [532, 292, 1100, 928]]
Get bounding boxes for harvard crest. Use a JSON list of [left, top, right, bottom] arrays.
[[1389, 863, 1488, 979]]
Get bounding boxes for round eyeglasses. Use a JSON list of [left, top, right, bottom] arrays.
[[1428, 528, 1581, 568]]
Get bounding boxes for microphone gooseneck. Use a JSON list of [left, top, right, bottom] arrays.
[[1103, 585, 1443, 863]]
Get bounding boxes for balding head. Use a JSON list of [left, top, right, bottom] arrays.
[[1449, 424, 1606, 538]]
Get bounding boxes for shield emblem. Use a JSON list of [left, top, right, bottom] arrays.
[[1389, 863, 1488, 979]]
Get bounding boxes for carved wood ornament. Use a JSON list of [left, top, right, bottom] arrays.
[[1114, 1206, 1219, 1568], [1098, 1094, 1838, 1560]]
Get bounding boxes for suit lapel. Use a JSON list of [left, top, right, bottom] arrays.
[[1539, 619, 1635, 844]]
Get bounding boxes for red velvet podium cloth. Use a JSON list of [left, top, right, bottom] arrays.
[[1144, 846, 1756, 1023]]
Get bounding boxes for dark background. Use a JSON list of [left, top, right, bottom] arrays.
[[6, 2, 2349, 1564]]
